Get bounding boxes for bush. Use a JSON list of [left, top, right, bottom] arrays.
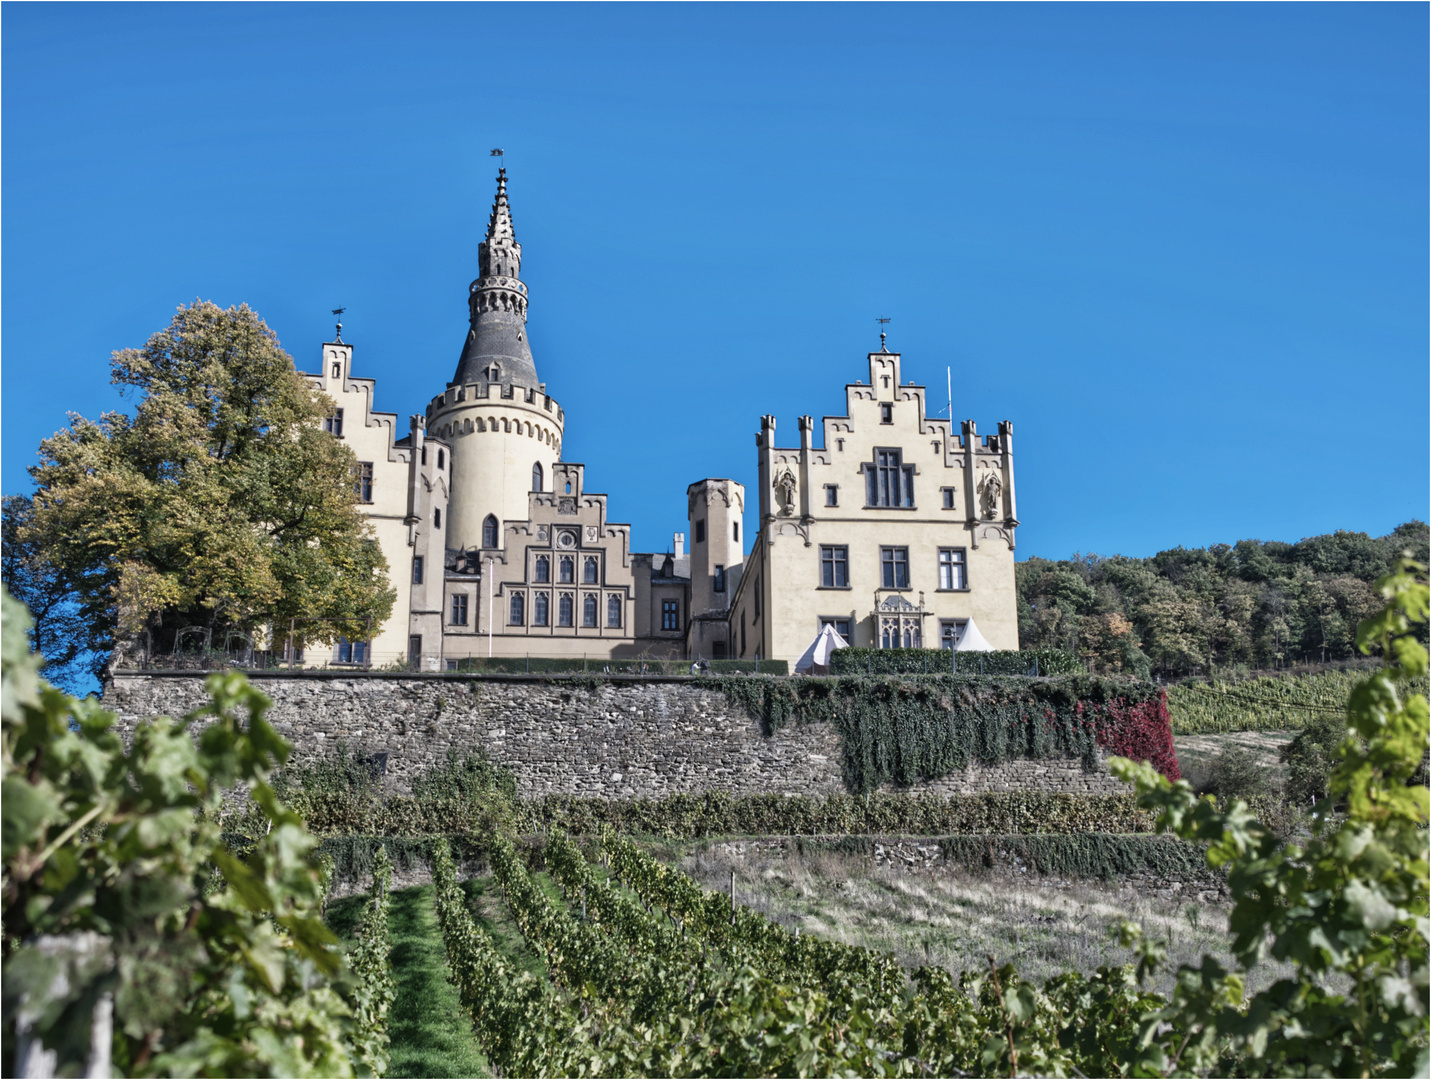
[[1203, 745, 1268, 800], [829, 647, 1082, 677]]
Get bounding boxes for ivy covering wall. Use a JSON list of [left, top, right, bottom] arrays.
[[712, 673, 1179, 792]]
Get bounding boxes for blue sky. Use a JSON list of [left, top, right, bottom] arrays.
[[4, 3, 1426, 561]]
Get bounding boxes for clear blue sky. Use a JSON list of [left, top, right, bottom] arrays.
[[4, 3, 1426, 561]]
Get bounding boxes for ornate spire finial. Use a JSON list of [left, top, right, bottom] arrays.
[[332, 306, 345, 343], [877, 316, 891, 352]]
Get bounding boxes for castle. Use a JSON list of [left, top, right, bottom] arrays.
[[301, 171, 1020, 670]]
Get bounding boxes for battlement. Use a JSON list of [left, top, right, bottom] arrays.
[[429, 380, 563, 422]]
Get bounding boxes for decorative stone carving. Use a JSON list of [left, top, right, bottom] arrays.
[[773, 467, 797, 517], [979, 472, 1003, 519]]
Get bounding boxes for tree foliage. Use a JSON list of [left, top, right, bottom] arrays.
[[0, 494, 103, 691], [20, 301, 393, 666], [0, 588, 366, 1076], [1018, 522, 1429, 677]]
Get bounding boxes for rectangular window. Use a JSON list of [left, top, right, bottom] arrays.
[[880, 402, 893, 424], [354, 461, 374, 503], [434, 508, 442, 529], [865, 450, 914, 508], [661, 600, 680, 631], [337, 637, 367, 664], [824, 484, 838, 507], [880, 546, 910, 589], [938, 548, 968, 590], [754, 576, 761, 617], [741, 612, 747, 656], [408, 635, 422, 666], [820, 545, 849, 588], [714, 564, 726, 593], [412, 556, 424, 584], [941, 620, 967, 651], [941, 487, 956, 510], [324, 409, 344, 437], [450, 593, 468, 625], [733, 521, 739, 542], [712, 640, 727, 659], [694, 520, 706, 544], [821, 617, 853, 641]]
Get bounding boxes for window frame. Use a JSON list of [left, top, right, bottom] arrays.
[[509, 592, 525, 626], [694, 520, 706, 544], [558, 593, 574, 627], [819, 545, 849, 589], [606, 594, 623, 628], [450, 593, 469, 625], [824, 484, 839, 507], [582, 593, 598, 628], [354, 461, 374, 503], [863, 448, 915, 509], [941, 486, 956, 510], [820, 617, 853, 642], [714, 564, 726, 593], [324, 408, 344, 437], [559, 556, 574, 584], [583, 556, 599, 584], [534, 555, 550, 583], [482, 515, 499, 548], [412, 555, 424, 585], [880, 546, 910, 589], [937, 547, 969, 591], [661, 599, 680, 632]]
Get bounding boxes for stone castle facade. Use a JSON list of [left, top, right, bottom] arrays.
[[299, 171, 1019, 670]]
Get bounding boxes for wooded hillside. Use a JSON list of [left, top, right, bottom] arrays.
[[1016, 521, 1428, 678]]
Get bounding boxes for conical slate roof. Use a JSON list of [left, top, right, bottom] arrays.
[[453, 169, 539, 388]]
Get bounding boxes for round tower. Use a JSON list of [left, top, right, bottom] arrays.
[[430, 169, 564, 552]]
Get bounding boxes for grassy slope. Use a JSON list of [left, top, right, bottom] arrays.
[[328, 885, 490, 1079]]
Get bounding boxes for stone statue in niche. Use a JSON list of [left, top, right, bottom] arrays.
[[979, 471, 1003, 519], [773, 467, 797, 516]]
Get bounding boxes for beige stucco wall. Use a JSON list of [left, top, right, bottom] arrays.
[[426, 381, 564, 552], [303, 342, 414, 668], [732, 350, 1020, 665]]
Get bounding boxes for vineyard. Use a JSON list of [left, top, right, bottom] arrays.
[[1165, 665, 1431, 733]]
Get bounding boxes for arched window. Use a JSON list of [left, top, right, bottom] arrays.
[[558, 594, 573, 627], [607, 594, 622, 628], [509, 593, 525, 625], [534, 555, 550, 583], [565, 481, 572, 494], [583, 556, 598, 584], [483, 515, 499, 548], [532, 462, 543, 492], [533, 593, 549, 626], [582, 594, 598, 627], [559, 556, 574, 583]]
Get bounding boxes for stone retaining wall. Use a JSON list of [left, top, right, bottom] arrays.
[[104, 671, 1127, 799]]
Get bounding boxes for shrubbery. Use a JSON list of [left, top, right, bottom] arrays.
[[829, 646, 1082, 676]]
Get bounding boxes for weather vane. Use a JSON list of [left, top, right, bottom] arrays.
[[332, 307, 346, 342], [490, 148, 504, 164], [877, 316, 891, 351]]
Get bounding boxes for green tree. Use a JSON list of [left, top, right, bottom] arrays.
[[0, 494, 103, 690], [23, 301, 393, 663]]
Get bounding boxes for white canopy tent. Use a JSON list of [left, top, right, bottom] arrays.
[[953, 618, 995, 652], [795, 624, 849, 675]]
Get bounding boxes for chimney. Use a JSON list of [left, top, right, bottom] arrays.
[[674, 532, 685, 559]]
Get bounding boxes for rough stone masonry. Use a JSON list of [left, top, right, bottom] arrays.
[[104, 672, 1127, 798]]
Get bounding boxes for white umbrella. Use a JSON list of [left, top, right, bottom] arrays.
[[795, 624, 849, 674]]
